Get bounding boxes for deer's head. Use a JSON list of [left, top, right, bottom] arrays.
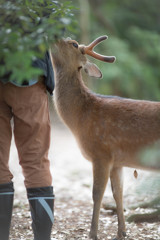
[[50, 35, 116, 78]]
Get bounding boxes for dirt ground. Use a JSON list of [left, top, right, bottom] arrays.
[[9, 113, 160, 240]]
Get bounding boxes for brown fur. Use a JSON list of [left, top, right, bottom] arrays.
[[50, 38, 160, 240]]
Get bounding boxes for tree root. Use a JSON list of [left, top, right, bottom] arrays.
[[103, 197, 160, 223], [130, 196, 160, 210], [127, 209, 160, 223]]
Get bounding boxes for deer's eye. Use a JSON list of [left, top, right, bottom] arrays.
[[72, 42, 78, 48]]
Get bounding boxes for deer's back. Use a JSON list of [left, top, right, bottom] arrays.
[[74, 95, 160, 164]]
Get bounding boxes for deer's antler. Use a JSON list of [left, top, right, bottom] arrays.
[[79, 36, 116, 63]]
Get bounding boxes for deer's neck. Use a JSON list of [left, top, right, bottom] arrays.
[[54, 69, 92, 130]]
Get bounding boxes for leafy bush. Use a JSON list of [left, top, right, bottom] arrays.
[[0, 0, 77, 83]]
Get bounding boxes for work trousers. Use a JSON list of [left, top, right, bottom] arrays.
[[0, 80, 52, 188]]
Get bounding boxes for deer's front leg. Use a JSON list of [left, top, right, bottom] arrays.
[[110, 167, 126, 240], [89, 160, 111, 240]]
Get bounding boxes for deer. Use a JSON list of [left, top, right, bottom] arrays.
[[49, 35, 160, 240]]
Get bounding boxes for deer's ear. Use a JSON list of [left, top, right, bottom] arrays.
[[83, 61, 102, 78]]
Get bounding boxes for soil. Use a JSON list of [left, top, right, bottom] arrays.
[[9, 115, 160, 240]]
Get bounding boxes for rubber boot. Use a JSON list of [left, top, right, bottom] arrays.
[[0, 182, 14, 240], [27, 186, 55, 240]]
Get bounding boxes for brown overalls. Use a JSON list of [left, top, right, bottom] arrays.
[[0, 80, 52, 188]]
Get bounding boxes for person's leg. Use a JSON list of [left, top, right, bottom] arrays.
[[11, 80, 54, 240], [0, 82, 14, 240], [0, 82, 13, 184], [12, 81, 52, 188]]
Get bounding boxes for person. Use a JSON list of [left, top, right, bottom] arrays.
[[0, 51, 55, 240]]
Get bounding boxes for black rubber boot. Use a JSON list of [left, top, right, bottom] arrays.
[[27, 186, 55, 240], [0, 182, 14, 240]]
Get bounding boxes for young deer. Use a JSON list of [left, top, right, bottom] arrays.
[[50, 36, 160, 240]]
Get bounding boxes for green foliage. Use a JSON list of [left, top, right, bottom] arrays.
[[0, 0, 77, 83]]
